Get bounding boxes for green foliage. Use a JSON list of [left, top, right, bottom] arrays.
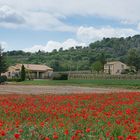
[[4, 35, 140, 71], [0, 45, 8, 76], [98, 53, 106, 66], [121, 68, 136, 74], [52, 73, 68, 80], [91, 61, 103, 73], [7, 78, 22, 82], [0, 75, 7, 83], [127, 48, 140, 71], [20, 65, 26, 81]]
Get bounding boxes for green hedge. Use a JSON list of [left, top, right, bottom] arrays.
[[0, 75, 7, 83], [52, 73, 68, 80], [7, 78, 22, 82]]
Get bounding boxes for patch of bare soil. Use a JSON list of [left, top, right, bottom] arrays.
[[0, 85, 139, 94]]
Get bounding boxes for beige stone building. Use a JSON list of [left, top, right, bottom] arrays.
[[104, 61, 129, 75], [3, 64, 53, 79]]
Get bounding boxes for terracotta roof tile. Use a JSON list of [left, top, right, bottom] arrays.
[[16, 64, 53, 71]]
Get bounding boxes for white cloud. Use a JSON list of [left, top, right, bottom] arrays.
[[0, 41, 8, 50], [137, 23, 140, 30], [24, 11, 76, 32], [120, 20, 136, 25], [0, 5, 75, 31], [0, 5, 25, 28], [77, 26, 139, 43], [0, 1, 140, 31], [23, 25, 140, 53], [23, 39, 86, 52], [1, 0, 140, 22], [1, 0, 140, 52]]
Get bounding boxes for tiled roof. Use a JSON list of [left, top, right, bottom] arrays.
[[106, 61, 123, 65], [16, 64, 53, 71]]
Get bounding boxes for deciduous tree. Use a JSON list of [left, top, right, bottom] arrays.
[[91, 61, 103, 73], [127, 48, 140, 71]]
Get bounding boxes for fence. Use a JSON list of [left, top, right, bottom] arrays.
[[68, 74, 140, 80]]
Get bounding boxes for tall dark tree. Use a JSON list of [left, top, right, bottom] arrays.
[[99, 53, 106, 65], [98, 52, 106, 70], [51, 60, 61, 71], [0, 45, 8, 76], [127, 48, 140, 71], [20, 64, 26, 81]]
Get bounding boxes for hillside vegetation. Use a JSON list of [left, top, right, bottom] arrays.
[[4, 35, 140, 71]]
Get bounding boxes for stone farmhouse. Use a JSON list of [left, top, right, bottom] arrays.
[[104, 61, 129, 75], [3, 64, 53, 79]]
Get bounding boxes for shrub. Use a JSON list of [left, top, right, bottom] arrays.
[[16, 78, 23, 82], [121, 69, 129, 74], [7, 78, 16, 82], [7, 78, 22, 82], [52, 73, 68, 80], [121, 69, 137, 74], [0, 75, 7, 84]]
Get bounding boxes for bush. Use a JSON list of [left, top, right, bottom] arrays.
[[52, 73, 68, 80], [16, 78, 22, 82], [0, 75, 7, 84], [7, 78, 22, 82], [121, 69, 137, 75], [121, 69, 129, 74]]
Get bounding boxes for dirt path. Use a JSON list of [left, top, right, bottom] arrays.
[[0, 85, 139, 94]]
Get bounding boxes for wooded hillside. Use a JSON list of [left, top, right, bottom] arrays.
[[4, 35, 140, 71]]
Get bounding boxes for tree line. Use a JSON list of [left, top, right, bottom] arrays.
[[2, 35, 140, 73]]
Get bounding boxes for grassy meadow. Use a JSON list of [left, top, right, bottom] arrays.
[[13, 79, 140, 89]]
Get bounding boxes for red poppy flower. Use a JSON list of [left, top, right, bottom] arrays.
[[86, 128, 90, 133], [118, 136, 124, 140], [1, 130, 6, 136], [14, 133, 20, 139], [64, 129, 69, 135], [45, 137, 50, 140]]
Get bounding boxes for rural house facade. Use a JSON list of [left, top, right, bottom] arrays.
[[3, 64, 53, 79], [104, 61, 129, 75]]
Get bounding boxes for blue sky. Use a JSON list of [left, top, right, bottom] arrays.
[[0, 0, 140, 52]]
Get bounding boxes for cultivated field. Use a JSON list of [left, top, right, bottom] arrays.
[[0, 92, 140, 140], [0, 85, 138, 95]]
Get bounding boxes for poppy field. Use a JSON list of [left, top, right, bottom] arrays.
[[0, 92, 140, 140]]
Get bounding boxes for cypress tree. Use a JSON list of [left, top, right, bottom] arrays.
[[21, 64, 26, 81], [0, 45, 8, 76]]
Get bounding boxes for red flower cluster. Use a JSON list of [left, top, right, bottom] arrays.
[[0, 92, 140, 139]]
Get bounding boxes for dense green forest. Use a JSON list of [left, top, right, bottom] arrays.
[[4, 35, 140, 71]]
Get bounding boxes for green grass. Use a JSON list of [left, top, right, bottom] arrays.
[[13, 79, 140, 89]]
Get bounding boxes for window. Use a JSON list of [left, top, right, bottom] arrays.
[[8, 72, 10, 77], [116, 70, 120, 73], [121, 65, 124, 69]]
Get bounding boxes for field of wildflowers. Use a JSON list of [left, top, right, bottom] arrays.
[[0, 92, 140, 140]]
